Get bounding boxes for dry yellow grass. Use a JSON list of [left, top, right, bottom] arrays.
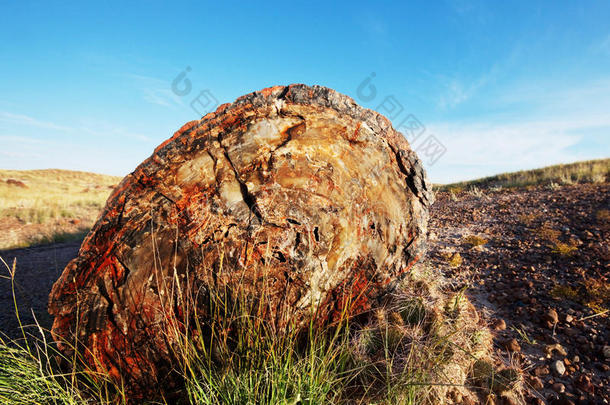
[[0, 169, 122, 249], [441, 158, 609, 191]]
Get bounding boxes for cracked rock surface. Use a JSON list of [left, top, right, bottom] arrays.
[[48, 84, 433, 396]]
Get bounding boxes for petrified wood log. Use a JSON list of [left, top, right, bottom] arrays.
[[48, 84, 433, 396]]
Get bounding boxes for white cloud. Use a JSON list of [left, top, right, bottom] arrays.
[[435, 48, 520, 109], [0, 111, 73, 132], [126, 73, 185, 108], [426, 110, 610, 183], [423, 75, 610, 183]]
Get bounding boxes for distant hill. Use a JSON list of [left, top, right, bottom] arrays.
[[441, 158, 609, 191]]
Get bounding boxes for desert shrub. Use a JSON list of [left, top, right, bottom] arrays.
[[550, 241, 578, 256], [445, 252, 462, 268], [518, 213, 538, 227], [548, 181, 560, 190], [463, 235, 488, 247], [550, 285, 579, 300], [467, 186, 484, 198], [597, 209, 610, 223], [535, 225, 578, 256]]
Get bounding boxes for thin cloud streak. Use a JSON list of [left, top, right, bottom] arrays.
[[126, 73, 185, 108], [0, 111, 73, 132]]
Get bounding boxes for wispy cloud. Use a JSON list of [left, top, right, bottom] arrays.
[[428, 78, 610, 182], [80, 124, 154, 143], [0, 110, 154, 144], [435, 48, 520, 109], [127, 73, 184, 108], [437, 79, 479, 109], [0, 111, 73, 131], [0, 150, 44, 159], [0, 135, 53, 144]]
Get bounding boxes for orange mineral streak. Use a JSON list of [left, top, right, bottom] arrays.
[[154, 120, 199, 155], [260, 85, 284, 97]]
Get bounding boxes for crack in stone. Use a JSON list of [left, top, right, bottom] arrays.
[[218, 137, 263, 224], [392, 147, 429, 208], [96, 278, 117, 331]]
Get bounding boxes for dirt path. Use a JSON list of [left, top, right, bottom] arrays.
[[0, 241, 81, 341]]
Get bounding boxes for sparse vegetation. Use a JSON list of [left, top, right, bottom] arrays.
[[463, 235, 488, 247], [517, 212, 538, 227], [549, 280, 608, 315], [535, 225, 578, 257], [0, 256, 513, 404], [550, 285, 579, 301], [445, 252, 463, 268], [597, 209, 610, 224], [441, 158, 609, 191], [0, 169, 120, 249], [467, 186, 485, 198], [510, 326, 537, 346]]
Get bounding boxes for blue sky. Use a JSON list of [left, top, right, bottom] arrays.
[[1, 1, 609, 183]]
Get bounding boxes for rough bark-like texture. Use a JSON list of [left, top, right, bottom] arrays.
[[48, 84, 433, 396]]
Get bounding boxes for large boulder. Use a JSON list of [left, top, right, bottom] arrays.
[[48, 84, 433, 396]]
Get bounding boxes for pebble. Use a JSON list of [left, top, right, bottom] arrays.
[[552, 382, 565, 393], [491, 318, 507, 330], [545, 308, 559, 325], [534, 365, 550, 376], [530, 376, 544, 390], [551, 360, 566, 376], [504, 338, 521, 353], [545, 343, 567, 357]]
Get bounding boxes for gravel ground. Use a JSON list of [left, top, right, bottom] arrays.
[[429, 183, 609, 404]]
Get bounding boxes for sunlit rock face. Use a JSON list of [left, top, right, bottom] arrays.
[[48, 84, 433, 397]]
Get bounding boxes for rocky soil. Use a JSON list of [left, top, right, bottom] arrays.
[[0, 241, 79, 341], [0, 182, 607, 404], [429, 183, 609, 404]]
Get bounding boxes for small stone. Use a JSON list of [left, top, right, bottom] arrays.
[[571, 355, 579, 363], [499, 394, 518, 405], [545, 343, 567, 357], [530, 377, 544, 391], [534, 365, 550, 376], [552, 382, 565, 393], [551, 360, 566, 376], [491, 318, 507, 331], [603, 345, 610, 359], [545, 308, 559, 325], [564, 314, 573, 323], [504, 338, 521, 352], [575, 374, 594, 393]]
